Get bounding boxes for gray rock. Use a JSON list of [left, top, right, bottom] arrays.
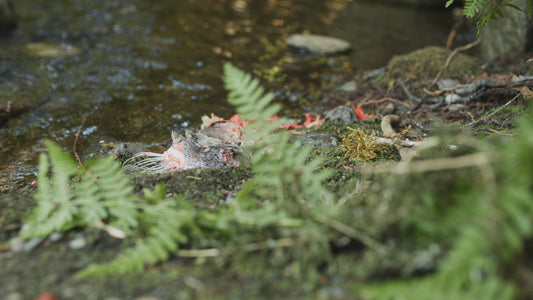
[[5, 292, 22, 300], [68, 235, 87, 250], [362, 67, 386, 79], [49, 232, 63, 242], [337, 81, 357, 92], [325, 106, 357, 124], [295, 134, 338, 148], [10, 237, 44, 252], [480, 0, 530, 60], [286, 34, 351, 54], [437, 79, 459, 90], [24, 237, 44, 252], [113, 142, 145, 162]]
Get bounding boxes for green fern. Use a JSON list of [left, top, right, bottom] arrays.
[[224, 63, 331, 206], [445, 0, 532, 36], [76, 185, 197, 278], [17, 64, 336, 281], [358, 110, 533, 299], [19, 140, 140, 239]]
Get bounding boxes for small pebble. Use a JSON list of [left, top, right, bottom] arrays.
[[5, 292, 22, 300], [68, 236, 87, 250], [286, 34, 351, 54], [224, 194, 234, 205], [295, 134, 338, 148], [17, 237, 44, 252], [49, 232, 63, 242], [437, 79, 459, 90], [325, 106, 357, 124], [337, 81, 357, 92], [362, 67, 386, 79], [382, 103, 396, 115]]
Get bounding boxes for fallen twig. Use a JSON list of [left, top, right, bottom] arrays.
[[175, 238, 298, 258], [381, 115, 401, 137], [177, 248, 221, 257], [468, 87, 525, 127], [393, 152, 492, 174], [311, 212, 386, 254], [398, 79, 421, 103], [430, 39, 482, 88], [73, 115, 87, 166], [474, 128, 517, 136], [361, 97, 413, 109], [445, 17, 465, 49], [373, 136, 419, 148]]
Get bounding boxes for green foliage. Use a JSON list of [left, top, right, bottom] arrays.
[[75, 185, 201, 278], [20, 140, 138, 239], [357, 114, 533, 299], [446, 0, 533, 36], [20, 141, 202, 278], [224, 62, 331, 205]]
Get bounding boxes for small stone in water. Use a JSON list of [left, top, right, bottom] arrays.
[[68, 236, 87, 250], [337, 81, 357, 92], [49, 232, 63, 242], [22, 237, 44, 252], [286, 34, 351, 54]]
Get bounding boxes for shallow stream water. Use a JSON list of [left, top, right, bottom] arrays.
[[0, 0, 460, 187]]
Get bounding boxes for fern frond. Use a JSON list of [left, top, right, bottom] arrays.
[[224, 63, 331, 205], [76, 198, 196, 278], [20, 140, 81, 238], [459, 0, 531, 36], [20, 141, 140, 239], [463, 0, 488, 17]]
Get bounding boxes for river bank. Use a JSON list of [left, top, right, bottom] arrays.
[[1, 39, 532, 298]]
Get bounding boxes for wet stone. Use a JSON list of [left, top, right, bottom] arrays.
[[113, 142, 146, 162], [49, 232, 63, 242], [325, 106, 357, 124], [19, 237, 44, 252], [362, 67, 386, 79], [286, 34, 351, 54], [437, 79, 459, 90], [337, 81, 357, 92], [68, 235, 87, 250], [5, 292, 22, 300]]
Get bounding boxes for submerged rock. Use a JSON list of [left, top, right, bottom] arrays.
[[23, 42, 82, 57], [286, 34, 351, 54]]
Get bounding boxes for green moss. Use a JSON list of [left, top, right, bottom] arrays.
[[385, 46, 482, 83], [0, 187, 36, 242], [130, 166, 252, 205]]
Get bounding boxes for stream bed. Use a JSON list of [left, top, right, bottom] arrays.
[[0, 0, 460, 188]]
